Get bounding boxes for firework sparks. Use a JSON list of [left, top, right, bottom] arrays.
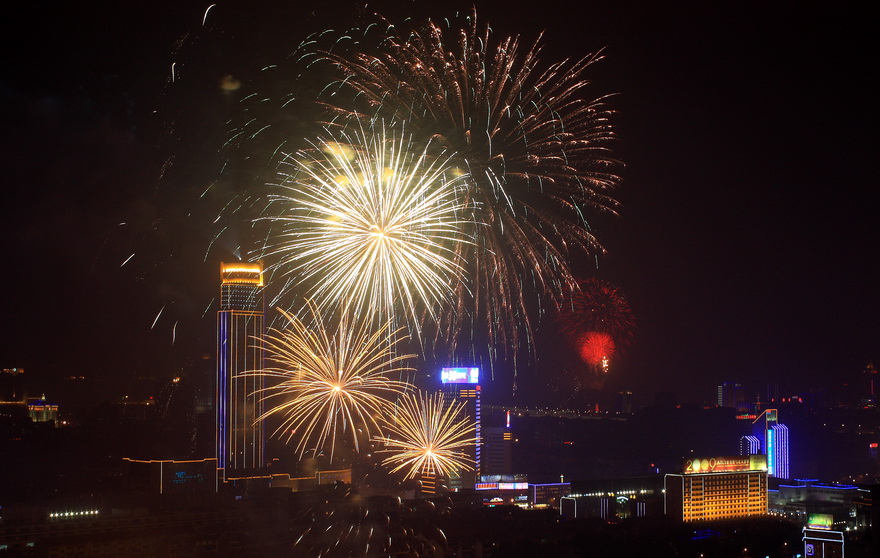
[[252, 304, 414, 461], [577, 331, 615, 373], [559, 278, 635, 373], [322, 11, 621, 359], [559, 278, 636, 347], [257, 123, 470, 338], [375, 391, 475, 481]]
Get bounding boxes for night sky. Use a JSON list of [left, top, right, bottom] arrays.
[[2, 1, 876, 408]]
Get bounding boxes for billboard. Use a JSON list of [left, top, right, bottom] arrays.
[[806, 513, 834, 530], [684, 455, 767, 474], [475, 482, 528, 490], [441, 367, 479, 384]]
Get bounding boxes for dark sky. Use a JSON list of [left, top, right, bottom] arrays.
[[2, 1, 876, 407]]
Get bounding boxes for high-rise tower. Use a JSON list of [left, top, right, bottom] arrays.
[[217, 262, 265, 479], [751, 409, 790, 479], [440, 367, 481, 491]]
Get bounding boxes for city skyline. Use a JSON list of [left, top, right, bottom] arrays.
[[1, 1, 876, 408]]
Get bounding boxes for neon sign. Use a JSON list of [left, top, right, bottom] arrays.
[[441, 367, 479, 384], [684, 455, 766, 474]]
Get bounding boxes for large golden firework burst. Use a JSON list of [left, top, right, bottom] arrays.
[[257, 122, 470, 339], [322, 11, 621, 362], [253, 304, 415, 461], [374, 391, 475, 480]]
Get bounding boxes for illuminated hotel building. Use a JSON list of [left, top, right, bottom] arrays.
[[440, 367, 481, 491], [28, 396, 59, 425], [665, 455, 768, 522], [216, 262, 265, 479], [751, 409, 790, 479]]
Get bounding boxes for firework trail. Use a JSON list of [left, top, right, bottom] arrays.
[[321, 10, 621, 361], [251, 304, 414, 461], [375, 390, 475, 481], [256, 122, 471, 339]]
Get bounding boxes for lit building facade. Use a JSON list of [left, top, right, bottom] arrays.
[[561, 476, 664, 520], [530, 482, 571, 509], [750, 409, 790, 479], [440, 367, 481, 491], [482, 424, 512, 475], [475, 475, 529, 506], [739, 435, 761, 456], [216, 262, 265, 479], [768, 423, 790, 478], [665, 455, 768, 522], [28, 396, 58, 425], [769, 479, 871, 531], [803, 525, 845, 558]]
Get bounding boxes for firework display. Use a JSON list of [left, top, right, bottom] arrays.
[[559, 278, 636, 345], [577, 331, 615, 374], [321, 11, 621, 355], [252, 305, 414, 461], [256, 123, 470, 337], [375, 391, 476, 481], [212, 8, 628, 467], [558, 278, 635, 372]]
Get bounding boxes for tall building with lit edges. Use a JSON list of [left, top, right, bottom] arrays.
[[752, 409, 790, 479], [440, 367, 481, 491], [216, 262, 265, 479]]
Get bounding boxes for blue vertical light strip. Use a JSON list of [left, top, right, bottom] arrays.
[[217, 313, 229, 473], [772, 424, 789, 479], [222, 310, 264, 474], [766, 427, 776, 477], [231, 314, 240, 470]]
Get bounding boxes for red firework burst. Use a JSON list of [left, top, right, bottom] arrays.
[[559, 278, 635, 348], [578, 331, 615, 372]]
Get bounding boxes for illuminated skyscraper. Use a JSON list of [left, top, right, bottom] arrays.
[[440, 367, 481, 491], [751, 409, 790, 479], [217, 262, 265, 479]]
